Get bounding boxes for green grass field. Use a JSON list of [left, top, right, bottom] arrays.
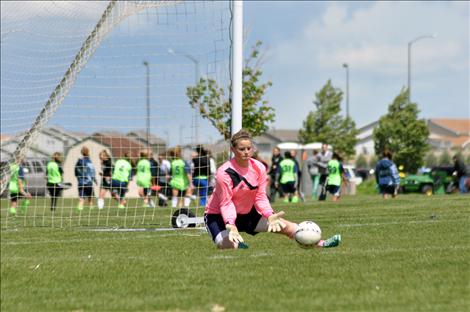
[[1, 195, 469, 311]]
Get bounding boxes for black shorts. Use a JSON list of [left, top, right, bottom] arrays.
[[78, 185, 94, 198], [326, 184, 341, 196], [205, 206, 263, 242], [379, 185, 397, 195], [281, 181, 296, 194], [9, 192, 20, 202], [47, 182, 63, 198], [101, 177, 112, 189]]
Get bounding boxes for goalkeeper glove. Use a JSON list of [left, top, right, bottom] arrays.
[[226, 224, 244, 244], [267, 211, 287, 232]]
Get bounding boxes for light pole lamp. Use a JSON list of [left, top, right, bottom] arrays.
[[342, 63, 349, 118], [143, 60, 151, 148], [407, 34, 436, 102]]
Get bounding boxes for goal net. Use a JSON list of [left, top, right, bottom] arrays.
[[1, 1, 234, 229]]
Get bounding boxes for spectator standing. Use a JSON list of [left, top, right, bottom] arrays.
[[453, 154, 469, 193], [46, 152, 64, 211], [74, 146, 96, 211], [306, 150, 320, 198], [375, 150, 400, 199], [97, 150, 113, 210], [268, 147, 283, 202]]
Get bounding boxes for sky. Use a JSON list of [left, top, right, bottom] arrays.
[[244, 1, 469, 129], [1, 1, 469, 145]]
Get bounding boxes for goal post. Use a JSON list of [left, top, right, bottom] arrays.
[[0, 0, 243, 229]]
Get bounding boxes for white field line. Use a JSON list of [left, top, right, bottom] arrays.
[[1, 232, 205, 246], [208, 252, 273, 260], [337, 219, 465, 228]]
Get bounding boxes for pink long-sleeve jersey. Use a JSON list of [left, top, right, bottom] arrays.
[[205, 158, 274, 225]]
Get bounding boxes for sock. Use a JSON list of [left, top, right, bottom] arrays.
[[172, 197, 178, 208], [184, 197, 191, 207], [97, 198, 104, 209]]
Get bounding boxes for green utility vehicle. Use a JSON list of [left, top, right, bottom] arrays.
[[399, 166, 457, 195]]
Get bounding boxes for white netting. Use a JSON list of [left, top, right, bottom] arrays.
[[1, 1, 232, 228]]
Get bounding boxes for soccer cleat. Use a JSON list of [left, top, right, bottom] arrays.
[[292, 196, 299, 203], [238, 242, 249, 249], [76, 204, 84, 212], [283, 198, 289, 203], [21, 200, 30, 213], [9, 207, 17, 215], [89, 206, 96, 210], [323, 234, 341, 248], [118, 204, 126, 209]]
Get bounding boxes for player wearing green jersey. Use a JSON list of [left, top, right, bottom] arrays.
[[111, 153, 133, 209], [277, 151, 299, 203], [326, 152, 348, 202], [8, 159, 32, 216], [136, 150, 155, 208], [169, 147, 193, 208], [46, 152, 64, 211]]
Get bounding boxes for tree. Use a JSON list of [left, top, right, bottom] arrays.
[[298, 80, 358, 159], [186, 41, 275, 140], [373, 88, 429, 173]]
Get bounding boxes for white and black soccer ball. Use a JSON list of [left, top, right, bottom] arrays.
[[295, 221, 322, 248]]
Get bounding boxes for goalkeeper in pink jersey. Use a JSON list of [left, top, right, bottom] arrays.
[[204, 129, 341, 249]]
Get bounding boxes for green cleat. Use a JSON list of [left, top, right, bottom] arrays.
[[76, 205, 84, 212], [291, 196, 299, 203], [21, 200, 30, 214], [323, 234, 341, 248], [9, 207, 17, 216], [283, 198, 289, 203], [118, 204, 126, 209]]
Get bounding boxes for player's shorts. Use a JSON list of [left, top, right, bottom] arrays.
[[101, 177, 112, 190], [9, 192, 19, 202], [280, 181, 296, 194], [205, 206, 262, 243], [141, 187, 151, 196], [172, 189, 189, 197], [379, 185, 396, 195], [78, 185, 94, 198], [111, 180, 128, 200], [326, 184, 341, 196]]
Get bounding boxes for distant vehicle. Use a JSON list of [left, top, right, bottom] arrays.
[[0, 158, 48, 197], [399, 165, 459, 195], [343, 165, 363, 186]]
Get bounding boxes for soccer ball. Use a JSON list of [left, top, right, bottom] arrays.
[[295, 221, 322, 248]]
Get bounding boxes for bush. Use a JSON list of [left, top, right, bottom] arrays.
[[356, 179, 378, 195]]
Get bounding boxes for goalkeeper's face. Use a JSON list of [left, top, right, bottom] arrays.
[[232, 139, 253, 162]]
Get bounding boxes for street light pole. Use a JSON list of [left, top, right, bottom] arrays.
[[168, 48, 200, 142], [407, 34, 435, 102], [342, 63, 349, 118], [143, 60, 151, 148]]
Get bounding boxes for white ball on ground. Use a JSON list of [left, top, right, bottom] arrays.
[[295, 221, 322, 248]]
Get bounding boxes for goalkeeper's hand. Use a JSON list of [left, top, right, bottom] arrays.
[[226, 224, 244, 244], [267, 211, 287, 232]]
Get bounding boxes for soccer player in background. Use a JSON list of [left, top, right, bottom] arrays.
[[375, 150, 401, 199], [46, 152, 64, 211], [326, 152, 348, 202], [268, 147, 283, 202], [290, 149, 303, 201], [136, 150, 154, 208], [74, 146, 96, 211], [111, 152, 133, 209], [204, 129, 341, 249], [8, 159, 32, 216], [169, 146, 193, 208], [97, 150, 113, 209], [277, 151, 299, 203], [192, 145, 211, 207], [317, 143, 332, 201]]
